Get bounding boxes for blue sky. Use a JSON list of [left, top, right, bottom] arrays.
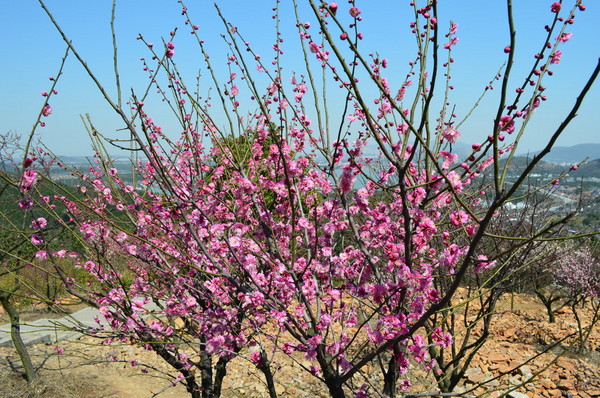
[[1, 1, 598, 156]]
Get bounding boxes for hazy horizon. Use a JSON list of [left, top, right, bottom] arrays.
[[2, 1, 599, 157]]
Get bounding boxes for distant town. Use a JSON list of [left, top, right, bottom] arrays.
[[44, 143, 600, 231]]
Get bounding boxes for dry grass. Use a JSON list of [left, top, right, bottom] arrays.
[[0, 371, 104, 398]]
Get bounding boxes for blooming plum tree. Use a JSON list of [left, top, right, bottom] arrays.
[[8, 0, 600, 396], [551, 243, 600, 353]]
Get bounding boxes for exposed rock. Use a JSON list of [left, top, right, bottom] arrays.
[[556, 378, 576, 391], [540, 378, 556, 390], [464, 367, 498, 385], [507, 392, 530, 398], [517, 365, 533, 379]]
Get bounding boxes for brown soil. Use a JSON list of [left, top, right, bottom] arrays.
[[0, 292, 598, 398]]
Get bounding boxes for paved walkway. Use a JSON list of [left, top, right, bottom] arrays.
[[0, 307, 101, 347]]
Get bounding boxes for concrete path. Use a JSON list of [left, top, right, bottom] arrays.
[[0, 307, 101, 347]]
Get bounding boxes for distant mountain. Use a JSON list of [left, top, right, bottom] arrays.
[[525, 143, 600, 164]]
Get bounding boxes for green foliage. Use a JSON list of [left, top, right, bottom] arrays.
[[0, 168, 89, 307]]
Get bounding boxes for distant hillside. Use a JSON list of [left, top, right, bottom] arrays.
[[526, 143, 600, 164], [494, 156, 600, 178], [48, 143, 600, 172], [572, 158, 600, 178], [496, 156, 558, 175]]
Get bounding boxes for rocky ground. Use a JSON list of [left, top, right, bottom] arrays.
[[0, 292, 598, 398]]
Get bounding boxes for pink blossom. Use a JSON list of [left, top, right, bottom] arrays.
[[444, 37, 459, 49], [450, 210, 469, 226], [31, 234, 43, 245], [250, 351, 262, 365], [449, 22, 458, 35], [551, 2, 561, 13], [309, 42, 319, 54], [498, 115, 515, 134], [229, 236, 241, 248], [349, 7, 361, 17], [474, 255, 496, 273], [35, 250, 48, 260], [356, 388, 369, 398], [408, 334, 427, 363], [81, 225, 97, 241], [340, 169, 355, 193], [328, 2, 338, 15], [442, 128, 460, 143], [446, 171, 464, 192], [550, 50, 562, 64], [54, 250, 67, 258], [172, 373, 184, 385], [431, 328, 453, 347], [556, 32, 572, 42], [21, 169, 38, 191], [42, 104, 53, 117], [30, 217, 47, 229], [23, 157, 35, 168], [439, 150, 458, 169]]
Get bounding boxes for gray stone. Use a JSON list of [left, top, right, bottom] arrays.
[[507, 392, 530, 398]]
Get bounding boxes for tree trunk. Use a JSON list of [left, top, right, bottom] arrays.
[[198, 348, 214, 398], [535, 289, 558, 323], [142, 332, 202, 398], [382, 353, 398, 397], [315, 347, 346, 398], [255, 351, 279, 398], [0, 290, 36, 384], [213, 355, 229, 397], [324, 379, 346, 398]]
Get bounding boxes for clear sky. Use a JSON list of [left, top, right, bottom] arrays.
[[1, 1, 599, 157]]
